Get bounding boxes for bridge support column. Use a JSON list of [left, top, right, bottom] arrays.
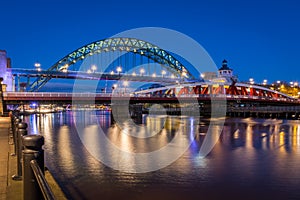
[[26, 76, 30, 91], [15, 75, 20, 92], [110, 103, 130, 125], [129, 104, 143, 124]]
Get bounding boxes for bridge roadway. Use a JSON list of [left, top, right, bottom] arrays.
[[12, 68, 185, 83], [3, 92, 300, 106]]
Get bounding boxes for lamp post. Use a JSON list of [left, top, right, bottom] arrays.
[[116, 66, 122, 76], [123, 81, 128, 94], [91, 65, 97, 73], [249, 78, 254, 85], [112, 84, 117, 95], [263, 79, 267, 86], [34, 62, 41, 72], [161, 70, 166, 78], [140, 68, 145, 76]]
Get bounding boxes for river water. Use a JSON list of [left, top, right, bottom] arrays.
[[24, 111, 300, 200]]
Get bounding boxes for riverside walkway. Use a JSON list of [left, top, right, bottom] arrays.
[[0, 117, 66, 200]]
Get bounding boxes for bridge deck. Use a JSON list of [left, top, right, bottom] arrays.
[[3, 92, 300, 105]]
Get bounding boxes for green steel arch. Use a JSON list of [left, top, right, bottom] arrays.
[[30, 37, 194, 91]]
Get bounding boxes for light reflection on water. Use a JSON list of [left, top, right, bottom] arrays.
[[24, 111, 300, 200]]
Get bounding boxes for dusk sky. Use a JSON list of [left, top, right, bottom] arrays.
[[1, 0, 299, 84]]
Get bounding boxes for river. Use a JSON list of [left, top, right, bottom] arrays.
[[23, 111, 300, 200]]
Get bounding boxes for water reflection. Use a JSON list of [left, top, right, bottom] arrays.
[[23, 113, 300, 199]]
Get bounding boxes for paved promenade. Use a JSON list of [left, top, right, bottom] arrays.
[[0, 117, 66, 200]]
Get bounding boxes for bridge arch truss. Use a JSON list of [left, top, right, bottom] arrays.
[[30, 37, 195, 91]]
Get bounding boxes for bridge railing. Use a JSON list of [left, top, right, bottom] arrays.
[[3, 92, 115, 98], [228, 106, 300, 112], [3, 92, 300, 103]]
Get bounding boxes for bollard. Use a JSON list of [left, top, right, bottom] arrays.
[[9, 116, 16, 144], [22, 135, 45, 200], [11, 118, 22, 156], [9, 114, 14, 134], [12, 122, 28, 181]]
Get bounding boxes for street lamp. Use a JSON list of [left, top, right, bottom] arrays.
[[91, 65, 97, 73], [132, 72, 136, 76], [263, 79, 267, 85], [249, 78, 254, 85], [112, 84, 118, 95], [152, 73, 156, 77], [87, 69, 92, 74], [116, 66, 122, 75], [34, 62, 41, 71], [140, 68, 145, 76], [123, 81, 129, 93], [161, 70, 166, 77]]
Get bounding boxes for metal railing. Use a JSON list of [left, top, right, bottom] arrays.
[[10, 112, 58, 200], [3, 92, 300, 103], [30, 160, 55, 200]]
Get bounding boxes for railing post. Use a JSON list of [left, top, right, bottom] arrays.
[[22, 135, 45, 200], [12, 122, 28, 180]]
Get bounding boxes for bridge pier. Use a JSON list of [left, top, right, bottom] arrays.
[[129, 104, 143, 124], [110, 103, 143, 125]]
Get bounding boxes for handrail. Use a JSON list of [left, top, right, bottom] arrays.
[[30, 160, 55, 200]]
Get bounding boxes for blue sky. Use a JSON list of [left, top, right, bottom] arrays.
[[1, 0, 299, 85]]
